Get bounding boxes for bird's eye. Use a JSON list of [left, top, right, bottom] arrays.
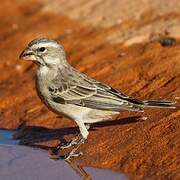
[[39, 47, 46, 52]]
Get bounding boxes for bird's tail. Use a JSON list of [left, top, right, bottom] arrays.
[[139, 100, 176, 109]]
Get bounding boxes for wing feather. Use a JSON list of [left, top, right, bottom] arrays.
[[48, 68, 142, 112]]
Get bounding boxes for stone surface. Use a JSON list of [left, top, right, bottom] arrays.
[[0, 0, 179, 179]]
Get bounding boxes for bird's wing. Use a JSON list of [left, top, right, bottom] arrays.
[[49, 68, 142, 112]]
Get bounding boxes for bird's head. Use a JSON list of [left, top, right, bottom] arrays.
[[19, 38, 67, 67]]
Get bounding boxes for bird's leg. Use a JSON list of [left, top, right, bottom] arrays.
[[62, 121, 89, 159], [49, 121, 89, 159], [59, 123, 90, 150], [62, 120, 89, 149], [54, 123, 90, 150]]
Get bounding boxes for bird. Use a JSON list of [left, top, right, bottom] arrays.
[[19, 38, 176, 159]]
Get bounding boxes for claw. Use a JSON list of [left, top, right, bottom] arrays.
[[48, 150, 83, 160], [64, 151, 83, 160], [63, 137, 85, 160], [57, 135, 81, 150], [60, 140, 74, 150]]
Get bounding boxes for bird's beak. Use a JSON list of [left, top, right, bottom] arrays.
[[19, 47, 35, 60]]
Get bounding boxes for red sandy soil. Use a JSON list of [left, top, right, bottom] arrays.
[[0, 0, 179, 179]]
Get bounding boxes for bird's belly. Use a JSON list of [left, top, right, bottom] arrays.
[[47, 100, 119, 123], [84, 109, 119, 123], [47, 101, 90, 120]]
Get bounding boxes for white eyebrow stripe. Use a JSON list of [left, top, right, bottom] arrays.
[[32, 42, 59, 49]]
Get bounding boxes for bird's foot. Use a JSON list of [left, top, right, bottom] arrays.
[[49, 137, 86, 160], [48, 151, 83, 160], [63, 137, 85, 160], [63, 151, 83, 160], [48, 135, 80, 153], [60, 135, 80, 149]]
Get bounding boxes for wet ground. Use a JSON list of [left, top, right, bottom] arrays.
[[0, 130, 126, 180], [0, 0, 180, 179]]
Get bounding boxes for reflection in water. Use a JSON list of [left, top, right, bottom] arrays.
[[66, 159, 91, 180], [0, 129, 126, 180], [66, 159, 127, 180]]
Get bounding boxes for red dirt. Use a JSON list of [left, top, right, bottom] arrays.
[[0, 0, 179, 179]]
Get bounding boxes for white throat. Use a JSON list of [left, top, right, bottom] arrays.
[[37, 65, 58, 80], [37, 66, 49, 76]]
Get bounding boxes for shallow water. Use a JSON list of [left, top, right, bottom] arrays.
[[0, 130, 127, 180], [0, 130, 19, 145]]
